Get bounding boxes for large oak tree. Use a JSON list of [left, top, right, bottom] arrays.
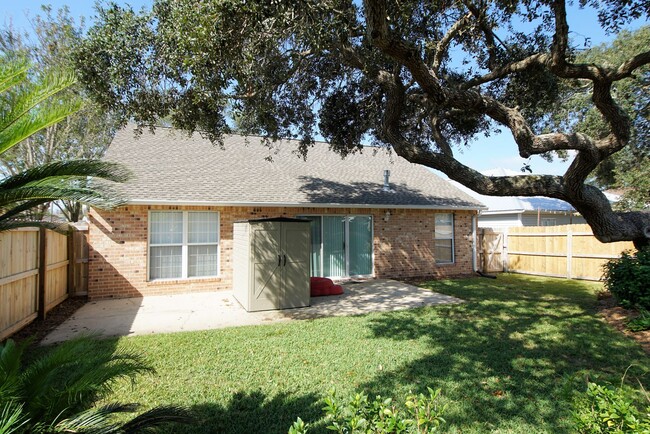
[[74, 0, 650, 247]]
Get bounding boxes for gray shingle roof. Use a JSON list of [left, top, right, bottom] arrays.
[[104, 126, 484, 209]]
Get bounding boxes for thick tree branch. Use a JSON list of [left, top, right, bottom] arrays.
[[432, 12, 472, 75], [613, 50, 650, 80], [462, 1, 499, 69], [363, 0, 446, 103], [462, 53, 550, 89], [431, 117, 453, 156]]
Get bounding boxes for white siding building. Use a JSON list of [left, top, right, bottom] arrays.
[[449, 169, 586, 229]]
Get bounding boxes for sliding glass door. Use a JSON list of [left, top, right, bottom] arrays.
[[348, 216, 373, 276], [301, 216, 322, 277], [299, 215, 373, 278], [323, 216, 346, 277]]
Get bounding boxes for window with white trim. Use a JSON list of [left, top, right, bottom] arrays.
[[149, 211, 219, 280], [541, 218, 557, 226], [434, 213, 454, 264]]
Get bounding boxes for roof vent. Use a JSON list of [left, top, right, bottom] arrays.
[[383, 169, 391, 192]]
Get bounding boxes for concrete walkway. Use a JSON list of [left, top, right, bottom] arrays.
[[42, 279, 462, 344]]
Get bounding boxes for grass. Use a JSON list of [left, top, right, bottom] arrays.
[[91, 274, 649, 433]]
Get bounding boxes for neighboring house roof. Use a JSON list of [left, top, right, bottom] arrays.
[[104, 126, 484, 210]]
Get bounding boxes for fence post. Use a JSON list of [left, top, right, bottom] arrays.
[[566, 226, 573, 279], [481, 229, 488, 273], [67, 227, 75, 296], [503, 227, 509, 272], [37, 227, 47, 320]]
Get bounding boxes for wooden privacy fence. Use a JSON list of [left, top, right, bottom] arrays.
[[0, 225, 88, 341], [479, 224, 636, 281]]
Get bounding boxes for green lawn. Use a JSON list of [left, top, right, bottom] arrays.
[[96, 274, 649, 433]]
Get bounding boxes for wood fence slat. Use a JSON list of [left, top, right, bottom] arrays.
[[0, 313, 38, 342], [37, 227, 47, 320], [68, 230, 74, 295]]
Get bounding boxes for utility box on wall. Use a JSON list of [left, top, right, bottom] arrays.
[[233, 218, 311, 312]]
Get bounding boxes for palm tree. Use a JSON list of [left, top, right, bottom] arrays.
[[0, 56, 129, 231], [0, 337, 192, 433]]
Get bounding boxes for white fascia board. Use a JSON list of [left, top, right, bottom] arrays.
[[125, 199, 486, 211], [521, 209, 578, 215], [480, 209, 526, 215]]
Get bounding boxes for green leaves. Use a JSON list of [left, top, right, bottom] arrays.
[[0, 68, 82, 155], [0, 336, 193, 433], [0, 60, 28, 95], [301, 388, 447, 433], [626, 309, 650, 332], [0, 55, 129, 230], [603, 247, 650, 310], [572, 380, 650, 433], [74, 0, 650, 244]]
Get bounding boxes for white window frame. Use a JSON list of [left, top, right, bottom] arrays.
[[541, 218, 557, 226], [148, 210, 220, 281], [296, 214, 374, 279], [434, 213, 455, 264]]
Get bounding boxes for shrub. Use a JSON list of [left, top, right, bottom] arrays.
[[572, 381, 650, 433], [627, 309, 650, 332], [0, 337, 192, 433], [603, 247, 650, 310], [289, 388, 446, 433]]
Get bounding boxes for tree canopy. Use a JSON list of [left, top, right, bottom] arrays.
[[74, 0, 650, 246]]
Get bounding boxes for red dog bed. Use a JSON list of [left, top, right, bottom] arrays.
[[310, 277, 344, 297]]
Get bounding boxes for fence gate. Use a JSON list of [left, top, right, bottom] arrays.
[[478, 228, 504, 273]]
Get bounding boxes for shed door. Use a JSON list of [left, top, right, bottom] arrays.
[[282, 223, 311, 308], [252, 223, 283, 310]]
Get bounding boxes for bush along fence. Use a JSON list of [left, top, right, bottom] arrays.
[[478, 224, 636, 281], [0, 224, 88, 341]]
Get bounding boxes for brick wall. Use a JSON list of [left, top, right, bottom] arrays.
[[88, 205, 477, 299]]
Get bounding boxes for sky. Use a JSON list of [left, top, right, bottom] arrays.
[[1, 1, 647, 177]]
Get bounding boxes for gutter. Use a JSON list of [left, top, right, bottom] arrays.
[[124, 199, 487, 211]]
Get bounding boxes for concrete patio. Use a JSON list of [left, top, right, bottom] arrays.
[[42, 279, 463, 344]]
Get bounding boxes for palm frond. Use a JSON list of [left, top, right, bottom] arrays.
[[0, 401, 27, 434], [0, 184, 125, 207], [0, 59, 128, 230], [0, 59, 28, 95], [1, 335, 187, 434], [0, 98, 83, 155], [119, 406, 195, 433], [20, 337, 154, 422], [0, 160, 131, 190], [0, 199, 50, 221], [0, 219, 70, 233], [0, 68, 81, 154], [62, 353, 154, 416], [50, 403, 138, 434], [0, 340, 23, 382], [0, 340, 27, 403]]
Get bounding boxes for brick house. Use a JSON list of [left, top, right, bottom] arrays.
[[88, 126, 484, 299]]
